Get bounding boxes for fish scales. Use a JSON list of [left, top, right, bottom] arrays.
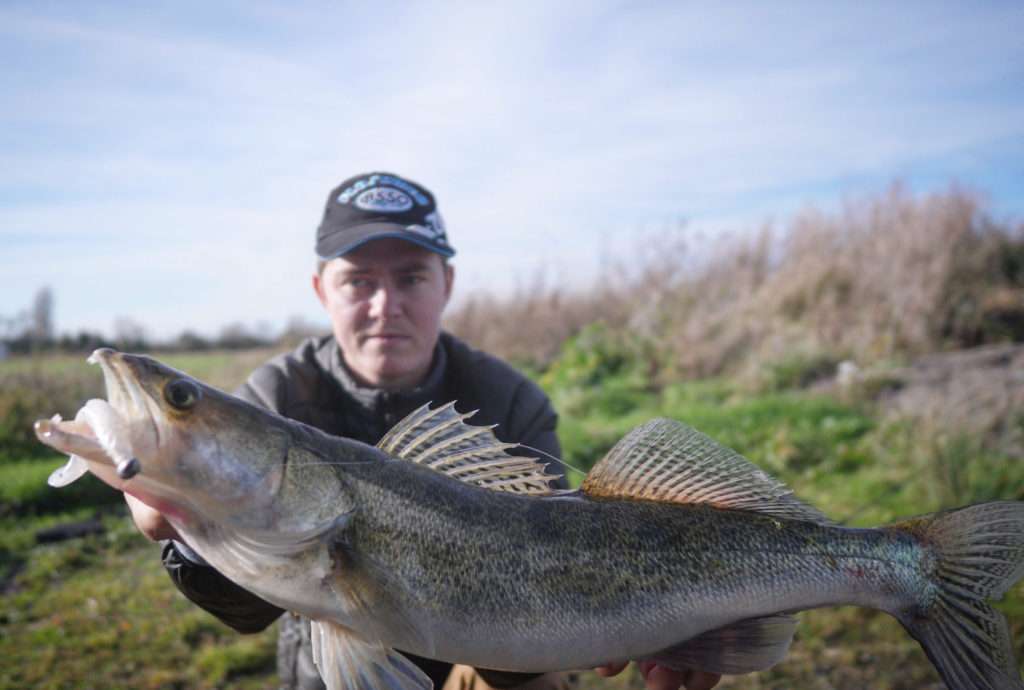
[[336, 455, 926, 669]]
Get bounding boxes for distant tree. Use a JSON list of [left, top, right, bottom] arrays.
[[30, 286, 54, 349], [0, 312, 24, 342], [279, 315, 326, 346], [113, 317, 150, 352], [57, 330, 110, 352], [174, 330, 210, 352], [6, 331, 33, 354], [0, 288, 56, 353], [254, 320, 276, 342], [216, 322, 269, 350]]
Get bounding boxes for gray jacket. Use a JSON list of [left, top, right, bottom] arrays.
[[162, 332, 563, 690]]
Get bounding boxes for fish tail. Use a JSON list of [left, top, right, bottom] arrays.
[[895, 501, 1024, 689]]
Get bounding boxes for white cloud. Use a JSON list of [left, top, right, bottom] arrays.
[[2, 1, 1021, 338]]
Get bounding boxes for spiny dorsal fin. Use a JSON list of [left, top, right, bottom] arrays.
[[377, 402, 558, 495], [582, 418, 831, 523]]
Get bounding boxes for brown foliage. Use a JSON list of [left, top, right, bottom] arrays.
[[445, 183, 1024, 377]]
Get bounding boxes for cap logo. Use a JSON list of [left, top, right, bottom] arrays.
[[336, 174, 430, 206], [353, 187, 414, 213], [404, 211, 447, 243]]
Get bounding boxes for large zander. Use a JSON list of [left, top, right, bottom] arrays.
[[34, 349, 1024, 690]]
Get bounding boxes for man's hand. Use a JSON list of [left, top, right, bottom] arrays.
[[595, 661, 720, 690], [124, 493, 181, 542]]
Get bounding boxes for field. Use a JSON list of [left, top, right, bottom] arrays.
[[3, 187, 1023, 689], [2, 339, 1023, 690]]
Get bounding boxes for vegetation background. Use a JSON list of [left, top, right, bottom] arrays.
[[2, 185, 1023, 689]]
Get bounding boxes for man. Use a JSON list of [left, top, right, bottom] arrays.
[[127, 172, 719, 690]]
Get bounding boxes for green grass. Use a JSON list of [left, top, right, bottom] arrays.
[[0, 514, 277, 690], [552, 377, 876, 491], [0, 456, 123, 517], [0, 455, 129, 587]]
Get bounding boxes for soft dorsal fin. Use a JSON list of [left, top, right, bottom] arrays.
[[377, 402, 558, 495], [582, 418, 831, 523]]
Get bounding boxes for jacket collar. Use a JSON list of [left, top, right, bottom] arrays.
[[322, 336, 448, 418]]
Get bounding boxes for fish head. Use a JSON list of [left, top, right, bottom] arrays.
[[74, 348, 292, 529]]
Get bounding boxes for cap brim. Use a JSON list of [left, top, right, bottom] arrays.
[[316, 222, 456, 260]]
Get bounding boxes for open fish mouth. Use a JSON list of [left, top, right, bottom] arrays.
[[34, 348, 159, 487]]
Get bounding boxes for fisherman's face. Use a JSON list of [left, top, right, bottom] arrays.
[[314, 238, 453, 391]]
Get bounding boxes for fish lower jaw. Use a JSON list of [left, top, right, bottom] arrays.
[[127, 483, 198, 527]]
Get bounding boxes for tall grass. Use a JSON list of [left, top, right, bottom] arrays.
[[446, 184, 1024, 378], [882, 344, 1024, 508]]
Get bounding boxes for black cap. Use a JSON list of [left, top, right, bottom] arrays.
[[315, 172, 455, 260]]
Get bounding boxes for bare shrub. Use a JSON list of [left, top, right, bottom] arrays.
[[445, 270, 635, 370], [446, 184, 1023, 380]]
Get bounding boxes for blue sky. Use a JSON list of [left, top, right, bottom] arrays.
[[2, 1, 1022, 339]]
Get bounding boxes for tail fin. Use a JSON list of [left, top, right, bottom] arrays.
[[897, 501, 1024, 690]]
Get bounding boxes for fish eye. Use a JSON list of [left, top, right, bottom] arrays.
[[164, 379, 201, 410]]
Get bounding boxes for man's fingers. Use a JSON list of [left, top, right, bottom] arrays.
[[124, 493, 180, 541], [640, 663, 722, 690], [593, 662, 628, 678], [682, 671, 721, 690], [643, 663, 686, 690], [596, 661, 720, 690]]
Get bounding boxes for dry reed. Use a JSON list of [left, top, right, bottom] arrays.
[[446, 184, 1024, 379]]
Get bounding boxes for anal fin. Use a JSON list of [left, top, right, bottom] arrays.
[[311, 620, 433, 690], [647, 614, 798, 675]]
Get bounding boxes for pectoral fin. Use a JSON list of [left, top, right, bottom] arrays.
[[326, 537, 434, 657], [648, 614, 798, 675], [238, 512, 352, 557], [310, 620, 433, 690], [201, 512, 353, 580]]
